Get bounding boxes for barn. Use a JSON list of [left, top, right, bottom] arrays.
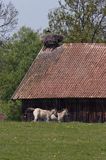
[[12, 43, 106, 122]]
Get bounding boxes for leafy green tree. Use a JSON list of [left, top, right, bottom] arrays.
[[0, 26, 42, 119], [0, 26, 42, 100], [48, 0, 106, 42]]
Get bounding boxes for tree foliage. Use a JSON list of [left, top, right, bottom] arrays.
[[48, 0, 106, 42], [0, 26, 42, 100], [0, 26, 42, 119], [0, 0, 18, 41]]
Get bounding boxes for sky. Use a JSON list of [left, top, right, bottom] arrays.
[[4, 0, 60, 32]]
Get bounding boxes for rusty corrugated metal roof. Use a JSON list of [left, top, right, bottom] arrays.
[[12, 43, 106, 99]]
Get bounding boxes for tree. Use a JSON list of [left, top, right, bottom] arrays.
[[0, 26, 42, 100], [0, 0, 18, 41], [0, 26, 42, 120], [48, 0, 106, 42]]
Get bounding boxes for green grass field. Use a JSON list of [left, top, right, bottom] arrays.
[[0, 122, 106, 160]]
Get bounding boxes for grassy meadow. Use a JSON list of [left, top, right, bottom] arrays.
[[0, 122, 106, 160]]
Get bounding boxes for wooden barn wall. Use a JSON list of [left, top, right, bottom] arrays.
[[22, 98, 106, 122]]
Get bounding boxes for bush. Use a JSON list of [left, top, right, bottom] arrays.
[[0, 100, 22, 121]]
